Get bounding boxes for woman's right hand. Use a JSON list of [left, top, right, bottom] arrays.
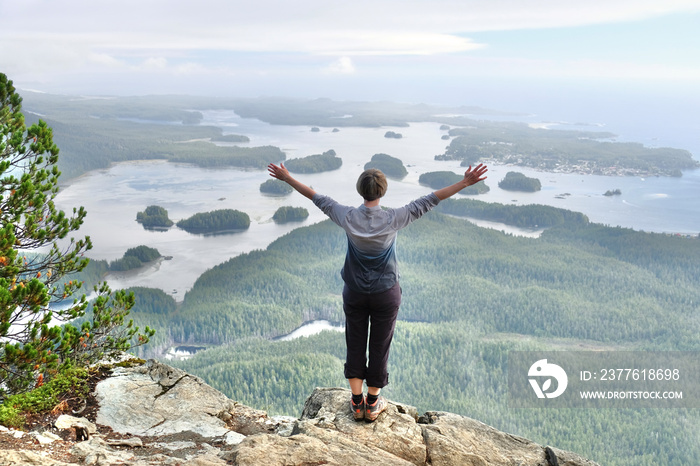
[[267, 163, 290, 182]]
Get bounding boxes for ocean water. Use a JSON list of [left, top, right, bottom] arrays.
[[52, 105, 700, 300], [201, 109, 700, 235]]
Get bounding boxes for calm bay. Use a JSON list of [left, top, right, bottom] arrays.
[[53, 113, 700, 300]]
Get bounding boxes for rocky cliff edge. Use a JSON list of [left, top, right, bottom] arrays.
[[0, 357, 599, 466]]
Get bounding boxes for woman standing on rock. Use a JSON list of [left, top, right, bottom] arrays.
[[267, 162, 487, 422]]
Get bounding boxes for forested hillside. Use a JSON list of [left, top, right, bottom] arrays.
[[21, 94, 286, 180], [132, 206, 700, 351], [117, 206, 700, 466]]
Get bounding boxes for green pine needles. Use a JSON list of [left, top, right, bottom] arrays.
[[0, 73, 154, 401]]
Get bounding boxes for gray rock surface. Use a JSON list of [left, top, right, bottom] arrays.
[[0, 450, 75, 466], [94, 359, 233, 438], [0, 358, 599, 466]]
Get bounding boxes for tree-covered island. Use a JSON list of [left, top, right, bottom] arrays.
[[136, 205, 174, 229], [419, 171, 490, 194], [260, 179, 294, 195], [384, 131, 403, 139], [176, 209, 250, 234], [284, 150, 342, 174], [109, 246, 163, 272], [272, 206, 309, 223], [364, 153, 408, 179], [498, 171, 542, 192]]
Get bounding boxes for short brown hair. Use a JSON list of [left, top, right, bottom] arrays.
[[356, 169, 388, 201]]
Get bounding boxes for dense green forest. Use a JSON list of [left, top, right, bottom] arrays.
[[176, 209, 251, 233], [364, 153, 408, 179], [21, 94, 286, 180], [272, 206, 309, 223], [285, 150, 342, 173], [437, 198, 589, 228], [419, 171, 490, 194], [136, 205, 174, 229], [45, 114, 283, 180], [132, 208, 700, 466], [498, 171, 542, 192], [158, 211, 699, 349]]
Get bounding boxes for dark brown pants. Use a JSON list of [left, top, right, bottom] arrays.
[[342, 282, 401, 388]]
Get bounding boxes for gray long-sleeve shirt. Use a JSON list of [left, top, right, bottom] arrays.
[[312, 192, 441, 294]]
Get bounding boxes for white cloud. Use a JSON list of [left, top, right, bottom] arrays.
[[142, 57, 168, 69], [4, 0, 699, 56], [310, 32, 483, 56], [88, 53, 125, 68], [325, 57, 356, 75], [2, 0, 699, 93], [174, 62, 208, 74]]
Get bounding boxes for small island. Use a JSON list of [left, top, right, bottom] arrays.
[[285, 150, 342, 174], [498, 172, 542, 192], [177, 209, 250, 234], [136, 205, 174, 230], [384, 131, 403, 139], [109, 245, 162, 272], [311, 127, 320, 132], [260, 179, 294, 195], [419, 171, 489, 194], [604, 189, 622, 196], [273, 206, 309, 223], [211, 134, 250, 143], [364, 153, 408, 180]]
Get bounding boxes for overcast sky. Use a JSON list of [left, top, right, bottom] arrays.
[[1, 0, 699, 108]]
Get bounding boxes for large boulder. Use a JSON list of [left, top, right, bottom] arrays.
[[94, 359, 284, 444], [227, 386, 599, 466], [296, 387, 426, 464]]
